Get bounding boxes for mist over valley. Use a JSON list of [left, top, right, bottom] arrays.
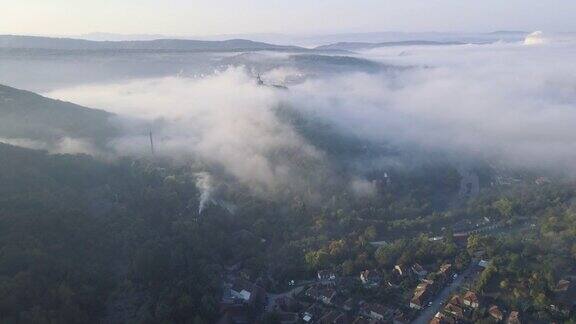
[[1, 10, 576, 323]]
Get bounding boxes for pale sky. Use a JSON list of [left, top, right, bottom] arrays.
[[2, 0, 576, 36]]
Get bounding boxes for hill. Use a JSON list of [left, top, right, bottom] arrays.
[[0, 84, 118, 145], [315, 40, 465, 51], [0, 35, 309, 52]]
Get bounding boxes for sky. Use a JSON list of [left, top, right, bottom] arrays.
[[1, 0, 576, 37]]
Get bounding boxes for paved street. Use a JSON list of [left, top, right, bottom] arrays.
[[412, 259, 478, 324]]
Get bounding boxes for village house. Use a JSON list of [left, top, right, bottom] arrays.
[[410, 279, 435, 309], [439, 263, 452, 276], [229, 278, 265, 305], [318, 270, 337, 285], [430, 312, 456, 324], [550, 279, 576, 316], [410, 292, 426, 310], [302, 304, 323, 323], [438, 263, 453, 282], [489, 305, 504, 322], [360, 303, 393, 321], [432, 294, 474, 323], [506, 310, 521, 324], [448, 295, 463, 307], [443, 302, 464, 320], [555, 279, 571, 292], [360, 269, 382, 287], [535, 176, 551, 185], [463, 291, 480, 309], [305, 285, 337, 305], [477, 259, 489, 269], [230, 279, 253, 302], [393, 264, 409, 277]]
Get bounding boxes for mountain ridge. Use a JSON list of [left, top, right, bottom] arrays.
[[0, 35, 311, 52], [315, 40, 467, 51]]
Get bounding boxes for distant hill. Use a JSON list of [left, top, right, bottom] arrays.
[[301, 31, 529, 46], [288, 54, 389, 73], [220, 53, 391, 75], [0, 35, 309, 52], [487, 30, 529, 35], [315, 40, 465, 51], [0, 84, 118, 145]]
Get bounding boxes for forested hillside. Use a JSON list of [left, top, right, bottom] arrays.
[[0, 84, 118, 146], [0, 144, 221, 323], [1, 139, 574, 323], [0, 140, 462, 323]]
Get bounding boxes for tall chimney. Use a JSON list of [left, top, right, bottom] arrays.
[[149, 129, 155, 156]]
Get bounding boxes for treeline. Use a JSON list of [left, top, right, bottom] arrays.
[[1, 141, 573, 323], [0, 144, 223, 323], [0, 141, 466, 322], [464, 182, 576, 322]]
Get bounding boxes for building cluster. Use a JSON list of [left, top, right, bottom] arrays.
[[409, 263, 455, 310], [430, 290, 523, 324], [290, 260, 462, 323], [218, 257, 500, 323], [300, 269, 410, 324], [430, 291, 477, 323], [549, 278, 576, 317], [429, 273, 576, 323]]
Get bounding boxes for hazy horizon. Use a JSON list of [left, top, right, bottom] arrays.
[[3, 1, 576, 37]]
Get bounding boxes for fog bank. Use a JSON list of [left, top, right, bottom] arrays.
[[44, 39, 576, 193]]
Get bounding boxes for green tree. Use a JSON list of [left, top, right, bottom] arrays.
[[375, 245, 396, 266], [342, 260, 355, 276], [494, 197, 514, 218]]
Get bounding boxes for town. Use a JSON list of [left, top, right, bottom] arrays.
[[217, 228, 576, 324]]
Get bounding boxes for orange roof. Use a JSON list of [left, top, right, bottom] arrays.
[[508, 310, 520, 321], [448, 295, 463, 306], [463, 291, 479, 303], [439, 263, 452, 273], [444, 303, 464, 318], [556, 279, 571, 291], [489, 305, 504, 320]]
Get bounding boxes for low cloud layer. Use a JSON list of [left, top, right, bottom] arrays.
[[287, 40, 576, 173], [44, 39, 576, 196], [0, 136, 98, 155], [46, 68, 327, 197]]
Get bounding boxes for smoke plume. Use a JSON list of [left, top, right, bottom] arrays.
[[195, 172, 214, 215]]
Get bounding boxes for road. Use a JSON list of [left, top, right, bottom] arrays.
[[411, 259, 478, 324]]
